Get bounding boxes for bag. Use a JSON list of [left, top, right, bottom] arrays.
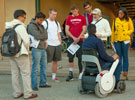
[[1, 24, 22, 57]]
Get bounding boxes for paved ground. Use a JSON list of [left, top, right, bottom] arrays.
[[0, 75, 135, 100], [0, 49, 135, 80]]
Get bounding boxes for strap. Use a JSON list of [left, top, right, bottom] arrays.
[[45, 20, 48, 30], [45, 20, 59, 31], [95, 18, 103, 24], [13, 24, 21, 29], [114, 18, 116, 32]]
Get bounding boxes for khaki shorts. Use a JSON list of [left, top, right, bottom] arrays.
[[47, 45, 62, 63]]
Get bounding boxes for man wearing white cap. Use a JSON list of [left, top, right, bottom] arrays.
[[91, 8, 111, 46]]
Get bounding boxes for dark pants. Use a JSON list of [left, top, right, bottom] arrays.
[[103, 61, 121, 83], [131, 37, 135, 48], [67, 38, 83, 73]]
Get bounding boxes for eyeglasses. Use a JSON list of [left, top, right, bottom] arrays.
[[21, 16, 26, 19]]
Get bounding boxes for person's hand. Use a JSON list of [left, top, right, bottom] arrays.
[[112, 54, 119, 60], [96, 34, 102, 38], [73, 37, 80, 44], [44, 41, 48, 49]]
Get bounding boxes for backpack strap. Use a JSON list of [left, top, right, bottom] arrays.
[[45, 20, 59, 31], [13, 24, 21, 29], [95, 18, 103, 24], [13, 24, 23, 46]]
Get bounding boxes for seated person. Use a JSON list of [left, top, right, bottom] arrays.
[[82, 24, 121, 83]]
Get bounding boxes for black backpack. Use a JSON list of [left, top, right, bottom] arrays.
[[1, 24, 22, 57]]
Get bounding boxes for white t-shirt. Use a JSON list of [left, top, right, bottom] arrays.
[[42, 19, 62, 46], [92, 17, 111, 41]]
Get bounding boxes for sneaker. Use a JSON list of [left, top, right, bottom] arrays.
[[66, 71, 74, 82], [53, 77, 60, 82], [78, 72, 83, 80], [39, 84, 51, 88]]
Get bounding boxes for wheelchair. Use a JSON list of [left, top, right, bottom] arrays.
[[78, 48, 126, 98]]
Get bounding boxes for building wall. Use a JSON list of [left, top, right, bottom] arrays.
[[5, 0, 36, 25], [40, 0, 116, 26]]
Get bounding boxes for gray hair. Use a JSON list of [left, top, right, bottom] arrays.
[[49, 8, 57, 13]]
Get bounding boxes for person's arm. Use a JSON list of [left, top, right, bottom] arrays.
[[16, 25, 30, 49], [78, 25, 86, 39], [28, 24, 46, 40], [101, 20, 111, 37], [58, 32, 62, 44], [97, 39, 114, 62], [126, 18, 134, 35]]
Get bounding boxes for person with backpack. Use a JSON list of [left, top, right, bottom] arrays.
[[111, 7, 134, 79], [42, 8, 62, 82], [5, 9, 37, 99], [65, 5, 86, 81], [27, 12, 51, 91], [91, 8, 111, 48]]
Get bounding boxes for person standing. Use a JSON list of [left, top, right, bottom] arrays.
[[83, 1, 93, 25], [65, 5, 86, 81], [6, 9, 37, 99], [111, 7, 134, 79], [27, 12, 51, 91], [42, 8, 62, 82], [91, 8, 111, 47]]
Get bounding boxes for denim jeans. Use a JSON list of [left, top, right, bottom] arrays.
[[114, 41, 129, 72], [103, 62, 121, 83], [31, 48, 47, 89]]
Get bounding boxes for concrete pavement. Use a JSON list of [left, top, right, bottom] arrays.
[[0, 75, 135, 100]]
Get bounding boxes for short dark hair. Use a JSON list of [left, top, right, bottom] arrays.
[[70, 5, 78, 10], [35, 12, 46, 19], [83, 1, 92, 8], [118, 7, 129, 21], [14, 9, 26, 19], [49, 8, 57, 13], [87, 24, 96, 34]]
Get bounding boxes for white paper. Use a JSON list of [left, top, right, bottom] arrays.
[[67, 43, 80, 55], [29, 35, 40, 48]]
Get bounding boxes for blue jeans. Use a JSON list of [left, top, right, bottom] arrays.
[[31, 48, 47, 89], [114, 41, 129, 72], [103, 62, 121, 83]]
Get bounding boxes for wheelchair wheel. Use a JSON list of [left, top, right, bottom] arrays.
[[95, 83, 108, 98], [117, 81, 126, 93], [78, 80, 84, 94]]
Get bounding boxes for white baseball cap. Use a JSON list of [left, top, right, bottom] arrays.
[[92, 8, 102, 16]]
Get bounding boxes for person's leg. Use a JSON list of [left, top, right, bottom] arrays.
[[16, 55, 33, 98], [39, 50, 47, 86], [52, 45, 62, 80], [31, 48, 41, 90], [121, 42, 129, 74], [9, 57, 22, 98], [114, 42, 122, 72], [76, 41, 83, 74]]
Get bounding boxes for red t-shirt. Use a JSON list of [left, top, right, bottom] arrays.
[[66, 14, 86, 41]]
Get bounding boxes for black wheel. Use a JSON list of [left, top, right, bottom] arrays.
[[117, 81, 126, 93], [95, 83, 108, 98]]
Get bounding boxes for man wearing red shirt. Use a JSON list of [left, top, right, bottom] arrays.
[[65, 5, 86, 81]]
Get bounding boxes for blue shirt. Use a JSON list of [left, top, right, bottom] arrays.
[[82, 34, 114, 67]]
